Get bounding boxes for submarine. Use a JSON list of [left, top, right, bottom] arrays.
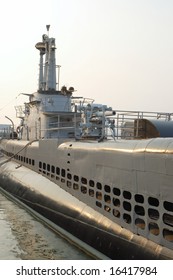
[[1, 25, 173, 259]]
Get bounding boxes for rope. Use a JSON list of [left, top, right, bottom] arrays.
[[0, 93, 21, 112], [0, 139, 38, 167]]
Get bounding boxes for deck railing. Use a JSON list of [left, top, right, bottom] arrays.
[[106, 110, 173, 139]]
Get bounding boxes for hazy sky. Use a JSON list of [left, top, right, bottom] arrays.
[[0, 0, 173, 124]]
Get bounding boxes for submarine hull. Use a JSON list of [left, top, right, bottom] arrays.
[[0, 158, 172, 260]]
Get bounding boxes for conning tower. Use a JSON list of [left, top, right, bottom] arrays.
[[15, 26, 115, 142], [15, 25, 77, 141]]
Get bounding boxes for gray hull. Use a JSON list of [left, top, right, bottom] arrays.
[[0, 158, 172, 260]]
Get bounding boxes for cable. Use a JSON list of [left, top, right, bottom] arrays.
[[0, 139, 38, 167], [0, 93, 21, 112]]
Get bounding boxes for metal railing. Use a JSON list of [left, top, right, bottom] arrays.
[[106, 110, 173, 139]]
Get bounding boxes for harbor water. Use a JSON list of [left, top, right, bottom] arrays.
[[0, 189, 93, 260]]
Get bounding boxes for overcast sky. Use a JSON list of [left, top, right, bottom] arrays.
[[0, 0, 173, 124]]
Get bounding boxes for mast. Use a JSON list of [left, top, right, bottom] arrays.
[[35, 25, 57, 92]]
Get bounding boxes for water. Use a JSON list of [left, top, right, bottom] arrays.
[[0, 190, 93, 260]]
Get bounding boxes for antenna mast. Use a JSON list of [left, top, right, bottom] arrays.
[[35, 25, 57, 92], [46, 24, 50, 36]]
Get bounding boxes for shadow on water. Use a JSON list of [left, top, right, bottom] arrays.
[[0, 190, 93, 260]]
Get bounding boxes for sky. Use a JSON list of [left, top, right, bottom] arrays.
[[0, 0, 173, 124]]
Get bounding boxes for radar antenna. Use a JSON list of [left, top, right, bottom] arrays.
[[46, 24, 50, 37]]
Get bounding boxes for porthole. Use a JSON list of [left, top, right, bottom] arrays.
[[148, 208, 159, 220], [81, 186, 87, 194], [89, 180, 95, 188], [73, 183, 79, 190], [81, 177, 87, 184], [67, 173, 72, 180], [164, 201, 173, 212], [74, 175, 79, 182], [56, 167, 60, 175], [149, 222, 160, 236], [39, 161, 42, 168], [51, 165, 55, 173], [113, 187, 121, 196], [135, 205, 145, 216], [61, 169, 66, 177], [104, 205, 111, 212], [43, 162, 46, 170], [163, 228, 173, 242], [96, 201, 102, 208], [113, 209, 120, 218], [148, 197, 159, 207], [47, 164, 50, 172], [89, 189, 94, 197], [67, 181, 72, 188], [96, 191, 102, 200], [135, 218, 145, 230], [96, 182, 102, 190], [123, 191, 131, 200], [104, 195, 111, 204], [123, 201, 131, 212], [123, 213, 131, 224], [104, 185, 111, 193], [163, 213, 173, 227], [113, 198, 120, 207], [135, 194, 144, 204]]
